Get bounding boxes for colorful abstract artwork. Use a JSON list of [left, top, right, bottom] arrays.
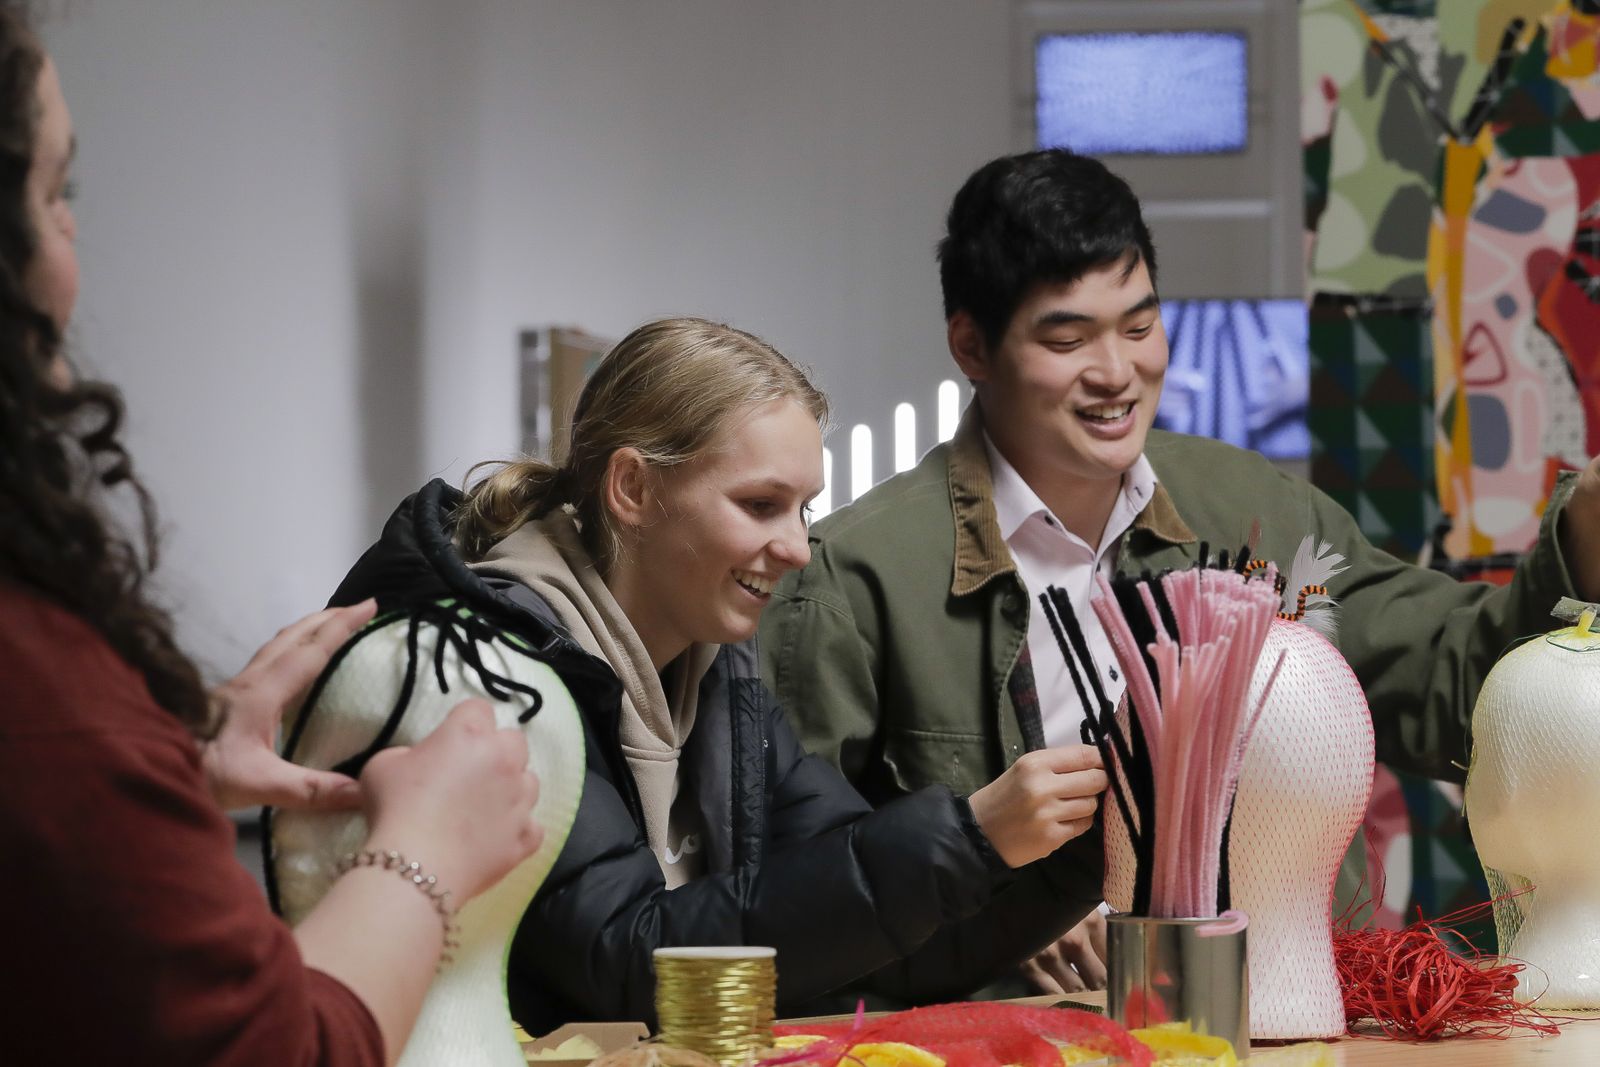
[[1308, 296, 1436, 554], [1303, 0, 1600, 933], [1304, 0, 1598, 558]]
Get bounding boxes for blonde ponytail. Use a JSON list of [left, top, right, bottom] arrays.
[[454, 458, 569, 562], [456, 316, 827, 570]]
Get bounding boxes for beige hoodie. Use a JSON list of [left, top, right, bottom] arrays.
[[471, 509, 718, 888]]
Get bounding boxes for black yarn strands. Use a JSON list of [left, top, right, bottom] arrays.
[[1039, 584, 1157, 916], [263, 599, 547, 914]]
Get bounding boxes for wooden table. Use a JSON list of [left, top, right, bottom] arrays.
[[1314, 1023, 1600, 1064], [784, 992, 1600, 1064]]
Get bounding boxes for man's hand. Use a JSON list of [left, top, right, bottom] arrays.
[[968, 745, 1106, 868], [201, 600, 378, 811], [1020, 910, 1107, 994], [1561, 454, 1600, 603]]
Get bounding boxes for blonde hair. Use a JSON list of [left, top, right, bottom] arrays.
[[456, 317, 828, 568]]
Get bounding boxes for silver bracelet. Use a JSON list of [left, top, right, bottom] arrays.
[[336, 849, 462, 966]]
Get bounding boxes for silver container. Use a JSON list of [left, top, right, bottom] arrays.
[[1106, 914, 1250, 1056]]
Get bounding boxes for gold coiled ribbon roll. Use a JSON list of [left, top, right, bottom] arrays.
[[653, 946, 778, 1066]]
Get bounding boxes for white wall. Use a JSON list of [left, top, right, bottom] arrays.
[[46, 0, 443, 674], [43, 0, 1013, 676], [428, 0, 1012, 484]]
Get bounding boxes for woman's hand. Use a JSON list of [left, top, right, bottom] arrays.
[[295, 700, 539, 1060], [1021, 909, 1107, 993], [360, 699, 543, 901], [967, 744, 1106, 868], [202, 600, 378, 811]]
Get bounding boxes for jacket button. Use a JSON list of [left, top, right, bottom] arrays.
[[1002, 592, 1025, 621]]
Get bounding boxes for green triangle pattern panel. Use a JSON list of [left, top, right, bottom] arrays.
[[1309, 297, 1438, 557], [1396, 769, 1494, 953]]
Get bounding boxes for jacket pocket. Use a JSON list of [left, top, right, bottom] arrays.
[[882, 727, 990, 796]]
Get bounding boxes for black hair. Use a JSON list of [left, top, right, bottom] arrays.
[[937, 148, 1158, 345], [0, 1, 212, 734]]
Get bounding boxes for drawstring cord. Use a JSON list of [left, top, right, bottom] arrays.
[[264, 599, 547, 914]]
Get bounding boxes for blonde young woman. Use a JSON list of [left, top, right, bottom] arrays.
[[320, 318, 1109, 1032]]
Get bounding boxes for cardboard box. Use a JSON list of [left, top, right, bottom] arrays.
[[520, 1022, 649, 1067]]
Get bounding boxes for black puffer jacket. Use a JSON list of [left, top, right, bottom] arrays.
[[328, 481, 1102, 1032]]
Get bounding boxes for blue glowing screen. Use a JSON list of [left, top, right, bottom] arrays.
[[1155, 299, 1308, 461], [1036, 32, 1248, 155]]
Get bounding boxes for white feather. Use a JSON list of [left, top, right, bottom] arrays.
[[1282, 534, 1349, 642]]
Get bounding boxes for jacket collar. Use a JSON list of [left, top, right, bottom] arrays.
[[331, 478, 627, 714], [946, 403, 1197, 597]]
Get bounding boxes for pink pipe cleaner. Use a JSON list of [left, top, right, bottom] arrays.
[[1094, 566, 1282, 919]]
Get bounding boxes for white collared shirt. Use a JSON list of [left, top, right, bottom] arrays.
[[984, 435, 1159, 749]]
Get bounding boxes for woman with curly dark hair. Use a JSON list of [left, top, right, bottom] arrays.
[[0, 6, 548, 1064]]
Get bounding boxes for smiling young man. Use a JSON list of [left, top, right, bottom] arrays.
[[761, 148, 1600, 1001]]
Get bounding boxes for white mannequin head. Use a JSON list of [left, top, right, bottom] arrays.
[[1105, 618, 1373, 1040], [1466, 622, 1600, 1007], [272, 611, 587, 1066]]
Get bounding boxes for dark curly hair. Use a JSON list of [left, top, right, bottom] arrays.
[[938, 148, 1158, 346], [0, 3, 212, 734]]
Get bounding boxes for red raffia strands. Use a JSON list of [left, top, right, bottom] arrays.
[[1333, 890, 1561, 1041], [771, 1003, 1153, 1067]]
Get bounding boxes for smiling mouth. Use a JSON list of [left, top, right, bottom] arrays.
[[1077, 401, 1133, 423], [733, 569, 775, 599]]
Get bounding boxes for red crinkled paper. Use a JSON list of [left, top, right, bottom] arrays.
[[771, 1002, 1152, 1067], [1334, 893, 1561, 1041]]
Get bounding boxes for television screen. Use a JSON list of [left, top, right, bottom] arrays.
[[1036, 31, 1248, 155], [1156, 299, 1309, 461]]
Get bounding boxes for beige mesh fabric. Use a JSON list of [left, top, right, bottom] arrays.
[[273, 616, 587, 1066], [1465, 625, 1600, 1009], [1483, 867, 1533, 985], [1104, 619, 1374, 1040]]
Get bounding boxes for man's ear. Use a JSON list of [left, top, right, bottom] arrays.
[[947, 311, 991, 383], [602, 447, 653, 527]]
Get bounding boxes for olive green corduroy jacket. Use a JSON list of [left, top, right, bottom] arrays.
[[761, 404, 1577, 908]]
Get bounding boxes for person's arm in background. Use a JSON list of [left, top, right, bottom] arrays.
[[1558, 457, 1600, 603], [1307, 469, 1582, 781]]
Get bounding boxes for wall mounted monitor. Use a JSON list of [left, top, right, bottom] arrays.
[[1036, 31, 1248, 154], [1155, 298, 1308, 461]]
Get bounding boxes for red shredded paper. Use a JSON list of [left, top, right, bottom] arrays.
[[772, 1002, 1152, 1067], [1333, 893, 1561, 1041]]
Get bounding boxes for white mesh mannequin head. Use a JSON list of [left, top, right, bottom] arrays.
[[1465, 623, 1600, 1008], [1106, 618, 1373, 1039], [272, 613, 586, 1065]]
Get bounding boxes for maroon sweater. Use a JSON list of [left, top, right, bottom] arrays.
[[0, 585, 382, 1066]]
